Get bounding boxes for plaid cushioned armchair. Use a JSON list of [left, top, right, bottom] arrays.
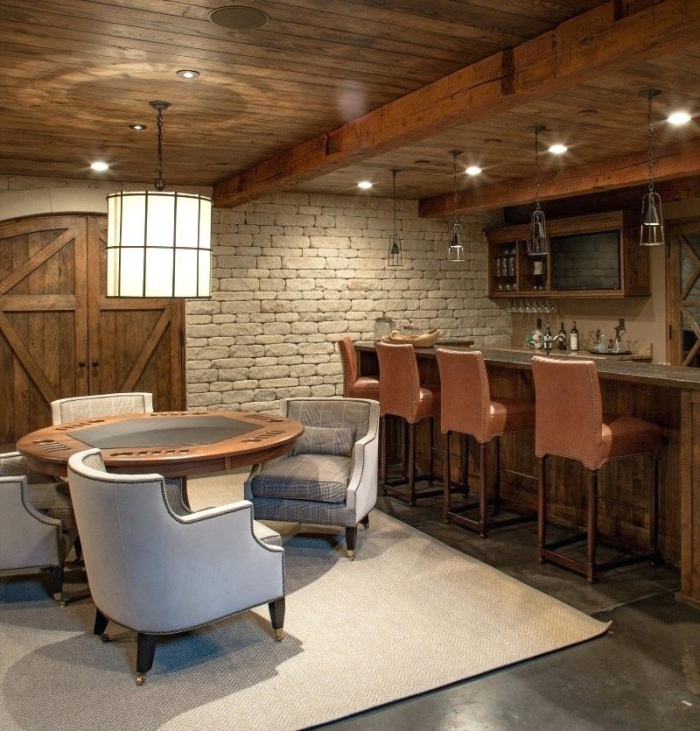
[[244, 397, 380, 560]]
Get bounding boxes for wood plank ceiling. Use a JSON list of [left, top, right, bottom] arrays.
[[1, 0, 699, 209], [0, 0, 610, 186]]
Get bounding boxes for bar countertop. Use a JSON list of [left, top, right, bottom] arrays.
[[356, 343, 700, 391]]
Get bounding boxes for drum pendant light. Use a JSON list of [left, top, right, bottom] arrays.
[[527, 126, 548, 257], [387, 169, 403, 267], [447, 151, 465, 262], [640, 89, 665, 247], [106, 101, 212, 298]]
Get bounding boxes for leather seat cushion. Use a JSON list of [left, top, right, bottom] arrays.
[[600, 415, 662, 463], [348, 376, 380, 400], [489, 398, 536, 436], [251, 454, 353, 504], [253, 520, 282, 547], [414, 386, 441, 421]]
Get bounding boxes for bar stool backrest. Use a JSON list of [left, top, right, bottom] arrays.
[[436, 349, 491, 443], [531, 356, 603, 470], [376, 342, 421, 423], [337, 337, 359, 397]]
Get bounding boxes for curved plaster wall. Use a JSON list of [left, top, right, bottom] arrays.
[[0, 187, 109, 222]]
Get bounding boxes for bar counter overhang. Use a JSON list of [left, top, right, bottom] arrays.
[[356, 343, 700, 605]]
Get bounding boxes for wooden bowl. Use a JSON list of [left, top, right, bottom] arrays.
[[382, 329, 442, 347]]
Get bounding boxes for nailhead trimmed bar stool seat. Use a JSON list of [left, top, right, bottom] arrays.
[[376, 342, 441, 505], [531, 356, 663, 583], [436, 349, 537, 538], [338, 337, 380, 401]]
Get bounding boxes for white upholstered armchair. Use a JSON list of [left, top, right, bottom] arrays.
[[0, 452, 78, 600], [67, 448, 286, 685], [51, 392, 153, 424], [245, 397, 380, 559]]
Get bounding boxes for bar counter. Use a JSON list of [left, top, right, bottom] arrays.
[[357, 343, 700, 605]]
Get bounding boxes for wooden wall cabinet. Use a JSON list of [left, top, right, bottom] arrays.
[[0, 215, 186, 444], [486, 210, 650, 299]]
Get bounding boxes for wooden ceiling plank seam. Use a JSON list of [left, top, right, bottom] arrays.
[[213, 0, 700, 207]]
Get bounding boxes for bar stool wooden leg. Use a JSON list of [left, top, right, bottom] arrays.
[[493, 437, 501, 516], [443, 431, 451, 522], [587, 469, 599, 584], [408, 422, 417, 507], [479, 441, 488, 538], [428, 417, 435, 487], [651, 456, 661, 567], [380, 416, 388, 496], [538, 456, 547, 563], [461, 434, 469, 495]]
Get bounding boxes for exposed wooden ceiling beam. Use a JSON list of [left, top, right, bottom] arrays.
[[418, 140, 700, 217], [213, 0, 700, 208]]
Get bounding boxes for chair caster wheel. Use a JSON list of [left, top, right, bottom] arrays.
[[587, 577, 596, 585], [58, 599, 68, 608], [100, 633, 110, 643], [135, 673, 146, 686]]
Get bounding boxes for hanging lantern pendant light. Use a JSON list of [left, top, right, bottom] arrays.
[[448, 150, 465, 262], [106, 101, 213, 298], [387, 169, 403, 267], [640, 89, 665, 247], [527, 125, 548, 257]]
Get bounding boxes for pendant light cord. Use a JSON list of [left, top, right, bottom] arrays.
[[647, 95, 656, 194], [392, 170, 398, 232], [534, 128, 541, 211], [452, 152, 460, 225], [155, 106, 166, 191]]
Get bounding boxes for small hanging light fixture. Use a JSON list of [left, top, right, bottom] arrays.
[[387, 169, 403, 267], [527, 125, 548, 257], [106, 101, 212, 298], [640, 89, 665, 247], [447, 150, 465, 262]]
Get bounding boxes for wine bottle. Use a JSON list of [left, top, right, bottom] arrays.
[[558, 322, 567, 350], [544, 322, 552, 338], [570, 321, 579, 352]]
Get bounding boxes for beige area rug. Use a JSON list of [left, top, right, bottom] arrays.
[[0, 470, 609, 731]]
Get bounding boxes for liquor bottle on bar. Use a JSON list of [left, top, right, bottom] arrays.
[[558, 322, 567, 350], [570, 321, 579, 352], [544, 322, 552, 339]]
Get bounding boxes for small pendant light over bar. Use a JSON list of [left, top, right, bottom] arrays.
[[106, 101, 212, 298], [640, 89, 665, 247], [447, 151, 465, 262], [527, 126, 548, 257], [387, 169, 403, 267]]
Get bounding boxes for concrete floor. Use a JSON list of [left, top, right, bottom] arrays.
[[319, 493, 700, 731]]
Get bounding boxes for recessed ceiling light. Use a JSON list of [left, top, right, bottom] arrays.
[[548, 144, 568, 155], [176, 69, 200, 80], [357, 181, 373, 190], [668, 110, 691, 126], [90, 161, 109, 172], [465, 165, 482, 176], [210, 6, 269, 30], [129, 123, 147, 131]]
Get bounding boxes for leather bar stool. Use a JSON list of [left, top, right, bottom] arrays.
[[436, 349, 536, 538], [531, 356, 662, 583], [376, 342, 441, 505], [338, 337, 380, 400]]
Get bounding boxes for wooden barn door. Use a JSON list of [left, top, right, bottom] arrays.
[[667, 218, 700, 366], [0, 216, 88, 443], [86, 217, 186, 412], [0, 214, 186, 444]]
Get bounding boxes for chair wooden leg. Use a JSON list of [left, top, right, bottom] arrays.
[[478, 442, 488, 538], [651, 456, 661, 566], [48, 565, 63, 599], [380, 416, 388, 495], [94, 608, 109, 638], [269, 597, 286, 640], [407, 422, 416, 506], [587, 470, 599, 584], [493, 437, 501, 516], [461, 433, 469, 495], [360, 514, 370, 529], [135, 633, 157, 685], [428, 417, 435, 486], [346, 526, 357, 560], [538, 456, 547, 563], [443, 431, 451, 523]]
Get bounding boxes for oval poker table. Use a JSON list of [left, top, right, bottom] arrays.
[[17, 410, 304, 506]]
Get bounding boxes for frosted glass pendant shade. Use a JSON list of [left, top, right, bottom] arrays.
[[448, 223, 465, 262], [107, 191, 212, 297], [640, 191, 665, 247]]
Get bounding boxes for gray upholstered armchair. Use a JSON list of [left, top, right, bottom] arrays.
[[245, 397, 380, 560], [67, 448, 286, 685], [0, 452, 78, 600]]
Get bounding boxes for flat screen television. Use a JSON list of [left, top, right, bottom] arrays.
[[550, 230, 621, 291]]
